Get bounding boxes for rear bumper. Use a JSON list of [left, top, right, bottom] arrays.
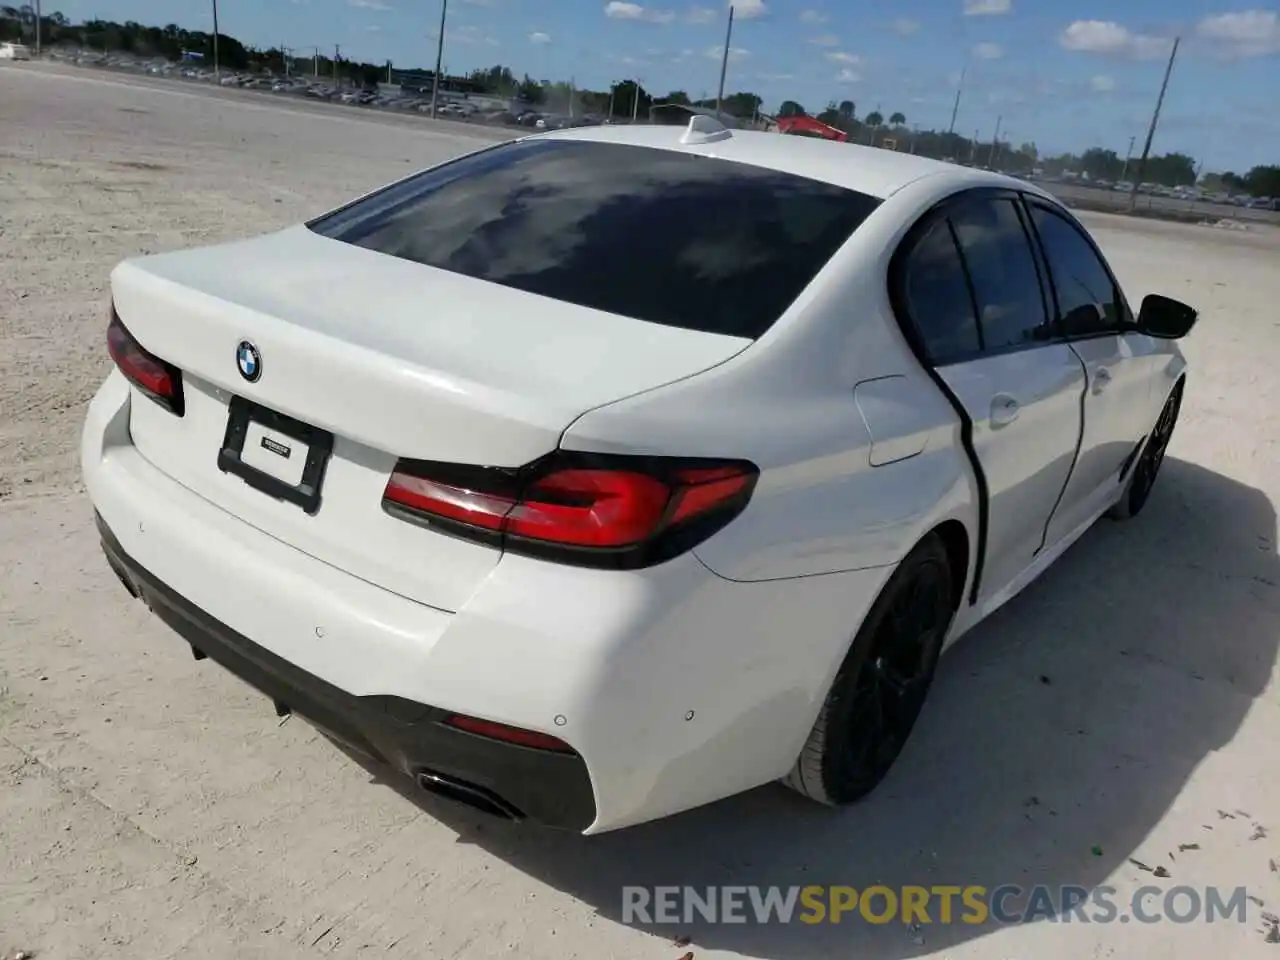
[[82, 370, 892, 833], [96, 510, 597, 830]]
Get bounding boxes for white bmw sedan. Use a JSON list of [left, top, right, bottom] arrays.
[[82, 117, 1196, 834]]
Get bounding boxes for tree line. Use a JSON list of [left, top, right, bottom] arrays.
[[4, 5, 1277, 196]]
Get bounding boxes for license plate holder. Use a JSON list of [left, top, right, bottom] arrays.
[[217, 396, 334, 515]]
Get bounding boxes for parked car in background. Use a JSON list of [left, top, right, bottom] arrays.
[[0, 41, 32, 60]]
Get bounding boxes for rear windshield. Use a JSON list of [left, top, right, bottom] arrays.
[[307, 138, 880, 339]]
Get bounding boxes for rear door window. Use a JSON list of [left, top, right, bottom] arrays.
[[308, 138, 881, 339], [949, 198, 1054, 351], [901, 219, 982, 364]]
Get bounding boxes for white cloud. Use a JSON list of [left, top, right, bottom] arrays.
[[441, 24, 499, 45], [1195, 10, 1280, 58], [529, 31, 551, 44], [808, 34, 839, 46], [1060, 20, 1172, 59], [605, 2, 676, 23], [892, 18, 921, 35], [685, 5, 717, 23], [365, 24, 381, 31], [964, 0, 1010, 15], [973, 41, 1002, 59], [705, 44, 749, 59], [758, 71, 794, 80], [799, 9, 827, 24], [836, 67, 860, 82], [1090, 74, 1116, 92], [731, 0, 768, 20], [349, 0, 391, 9], [826, 50, 860, 64]]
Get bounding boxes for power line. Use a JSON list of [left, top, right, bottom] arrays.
[[1128, 36, 1180, 212], [430, 0, 448, 118], [211, 0, 220, 79], [947, 66, 965, 136], [715, 3, 734, 118]]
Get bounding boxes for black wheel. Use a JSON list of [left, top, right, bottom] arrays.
[[1109, 378, 1183, 521], [785, 535, 954, 806]]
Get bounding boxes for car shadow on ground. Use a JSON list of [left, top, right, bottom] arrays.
[[336, 457, 1278, 959]]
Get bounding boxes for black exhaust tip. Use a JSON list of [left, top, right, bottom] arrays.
[[191, 645, 208, 661], [415, 770, 524, 821]]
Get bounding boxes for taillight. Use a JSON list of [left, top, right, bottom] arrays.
[[383, 452, 758, 569], [107, 307, 184, 416]]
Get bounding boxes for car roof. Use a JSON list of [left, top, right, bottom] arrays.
[[535, 121, 1026, 201]]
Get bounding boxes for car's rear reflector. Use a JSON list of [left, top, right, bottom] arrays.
[[107, 306, 184, 416], [382, 452, 758, 569], [444, 714, 576, 753]]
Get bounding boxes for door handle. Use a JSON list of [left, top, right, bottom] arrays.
[[1092, 366, 1113, 394], [990, 394, 1020, 427]]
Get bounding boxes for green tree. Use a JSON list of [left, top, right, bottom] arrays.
[[778, 99, 807, 117], [889, 111, 906, 126], [720, 91, 762, 118], [1243, 165, 1280, 197], [865, 110, 883, 127], [1080, 147, 1123, 181], [612, 79, 651, 118], [838, 99, 855, 120]]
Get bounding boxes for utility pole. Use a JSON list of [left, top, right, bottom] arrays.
[[334, 44, 340, 84], [632, 77, 642, 122], [1129, 36, 1180, 212], [986, 115, 1001, 168], [313, 46, 319, 78], [1119, 134, 1136, 183], [212, 0, 220, 79], [34, 0, 41, 57], [947, 66, 965, 135], [607, 85, 615, 120], [430, 0, 448, 117], [715, 3, 734, 118], [969, 129, 978, 164]]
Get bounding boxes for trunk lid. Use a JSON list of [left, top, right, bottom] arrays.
[[111, 225, 749, 611]]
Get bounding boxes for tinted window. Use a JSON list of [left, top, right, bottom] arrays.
[[1029, 204, 1124, 336], [950, 199, 1052, 350], [903, 219, 981, 363], [308, 139, 881, 339]]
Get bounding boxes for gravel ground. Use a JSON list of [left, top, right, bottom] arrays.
[[2, 62, 1279, 960]]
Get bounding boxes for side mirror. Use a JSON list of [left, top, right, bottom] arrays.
[[1134, 294, 1198, 339]]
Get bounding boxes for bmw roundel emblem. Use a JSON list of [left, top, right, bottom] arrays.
[[236, 340, 262, 383]]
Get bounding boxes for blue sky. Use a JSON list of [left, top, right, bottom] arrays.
[[54, 0, 1280, 170]]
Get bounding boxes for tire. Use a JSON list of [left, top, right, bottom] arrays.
[[784, 534, 954, 806], [1108, 378, 1184, 521]]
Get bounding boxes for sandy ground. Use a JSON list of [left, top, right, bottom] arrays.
[[2, 62, 1279, 960]]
